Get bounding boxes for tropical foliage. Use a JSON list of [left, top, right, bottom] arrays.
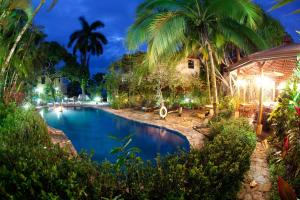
[[0, 0, 59, 104], [257, 14, 289, 48], [127, 0, 267, 115], [104, 52, 208, 110], [68, 16, 108, 96], [268, 59, 300, 199], [272, 0, 300, 13]]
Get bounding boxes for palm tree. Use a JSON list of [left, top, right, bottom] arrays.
[[127, 0, 267, 115], [68, 16, 108, 96]]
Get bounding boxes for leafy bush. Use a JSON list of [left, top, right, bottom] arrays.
[[0, 105, 256, 199], [209, 117, 251, 139], [202, 119, 256, 199], [0, 104, 116, 199], [112, 118, 256, 200], [268, 61, 300, 198], [110, 92, 129, 110]]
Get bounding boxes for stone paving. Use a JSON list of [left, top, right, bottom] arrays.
[[238, 141, 272, 200], [48, 127, 77, 156], [101, 107, 208, 149]]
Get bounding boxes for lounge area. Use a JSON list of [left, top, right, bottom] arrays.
[[228, 43, 300, 135]]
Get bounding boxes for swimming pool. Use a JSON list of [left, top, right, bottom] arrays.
[[41, 107, 190, 162]]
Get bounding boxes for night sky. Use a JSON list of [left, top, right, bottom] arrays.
[[33, 0, 300, 74]]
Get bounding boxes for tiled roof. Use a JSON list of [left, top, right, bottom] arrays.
[[227, 44, 300, 82]]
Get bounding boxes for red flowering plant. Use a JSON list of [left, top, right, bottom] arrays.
[[268, 57, 300, 199], [295, 106, 300, 117]]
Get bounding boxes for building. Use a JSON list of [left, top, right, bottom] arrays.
[[227, 43, 300, 134], [175, 58, 201, 76]]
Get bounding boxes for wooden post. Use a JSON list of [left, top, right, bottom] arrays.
[[256, 64, 264, 136], [235, 69, 240, 118], [229, 73, 233, 96]]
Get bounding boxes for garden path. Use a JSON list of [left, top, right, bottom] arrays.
[[238, 141, 272, 200]]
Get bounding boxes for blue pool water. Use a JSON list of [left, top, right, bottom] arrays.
[[41, 107, 190, 162]]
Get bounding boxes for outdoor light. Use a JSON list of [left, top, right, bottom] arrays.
[[255, 76, 274, 89], [35, 86, 44, 94], [277, 82, 286, 90], [94, 96, 101, 102], [37, 98, 41, 105], [22, 103, 31, 110], [184, 98, 191, 103], [39, 110, 44, 118], [236, 79, 247, 87], [54, 106, 63, 113], [277, 82, 300, 92]]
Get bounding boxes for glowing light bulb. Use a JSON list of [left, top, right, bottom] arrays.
[[236, 79, 247, 87], [35, 86, 44, 94]]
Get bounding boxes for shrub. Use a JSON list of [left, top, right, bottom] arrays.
[[202, 119, 256, 199], [110, 92, 129, 109], [267, 63, 300, 198], [108, 118, 256, 200], [209, 117, 252, 139], [0, 104, 117, 199]]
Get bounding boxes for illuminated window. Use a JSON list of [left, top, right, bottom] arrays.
[[188, 60, 194, 69]]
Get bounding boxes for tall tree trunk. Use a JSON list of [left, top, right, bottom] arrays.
[[236, 48, 241, 62], [207, 42, 219, 116], [81, 79, 86, 97], [1, 0, 45, 74], [204, 60, 212, 104], [81, 50, 89, 98]]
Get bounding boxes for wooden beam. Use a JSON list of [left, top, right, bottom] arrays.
[[256, 62, 265, 136]]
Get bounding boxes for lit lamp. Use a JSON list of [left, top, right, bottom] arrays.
[[94, 96, 101, 105], [236, 79, 247, 87], [35, 86, 44, 95], [255, 73, 275, 135], [236, 79, 247, 103], [54, 105, 63, 113], [277, 81, 286, 91], [22, 103, 31, 110]]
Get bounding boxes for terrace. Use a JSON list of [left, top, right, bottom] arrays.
[[228, 43, 300, 135]]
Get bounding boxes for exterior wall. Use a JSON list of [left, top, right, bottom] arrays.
[[37, 76, 68, 95], [175, 58, 201, 76]]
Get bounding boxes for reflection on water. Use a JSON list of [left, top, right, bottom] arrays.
[[42, 107, 190, 162]]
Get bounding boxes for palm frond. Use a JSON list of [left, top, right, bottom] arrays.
[[127, 13, 157, 50], [272, 0, 296, 10], [48, 0, 58, 11], [68, 30, 82, 47], [147, 12, 186, 63], [208, 0, 262, 29], [136, 0, 195, 16], [79, 16, 89, 30], [90, 21, 104, 30], [218, 18, 267, 53], [93, 32, 108, 44]]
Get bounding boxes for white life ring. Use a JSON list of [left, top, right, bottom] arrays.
[[159, 106, 168, 119]]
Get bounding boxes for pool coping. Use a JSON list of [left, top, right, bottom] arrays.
[[98, 106, 206, 149], [47, 126, 78, 156], [40, 104, 207, 150]]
